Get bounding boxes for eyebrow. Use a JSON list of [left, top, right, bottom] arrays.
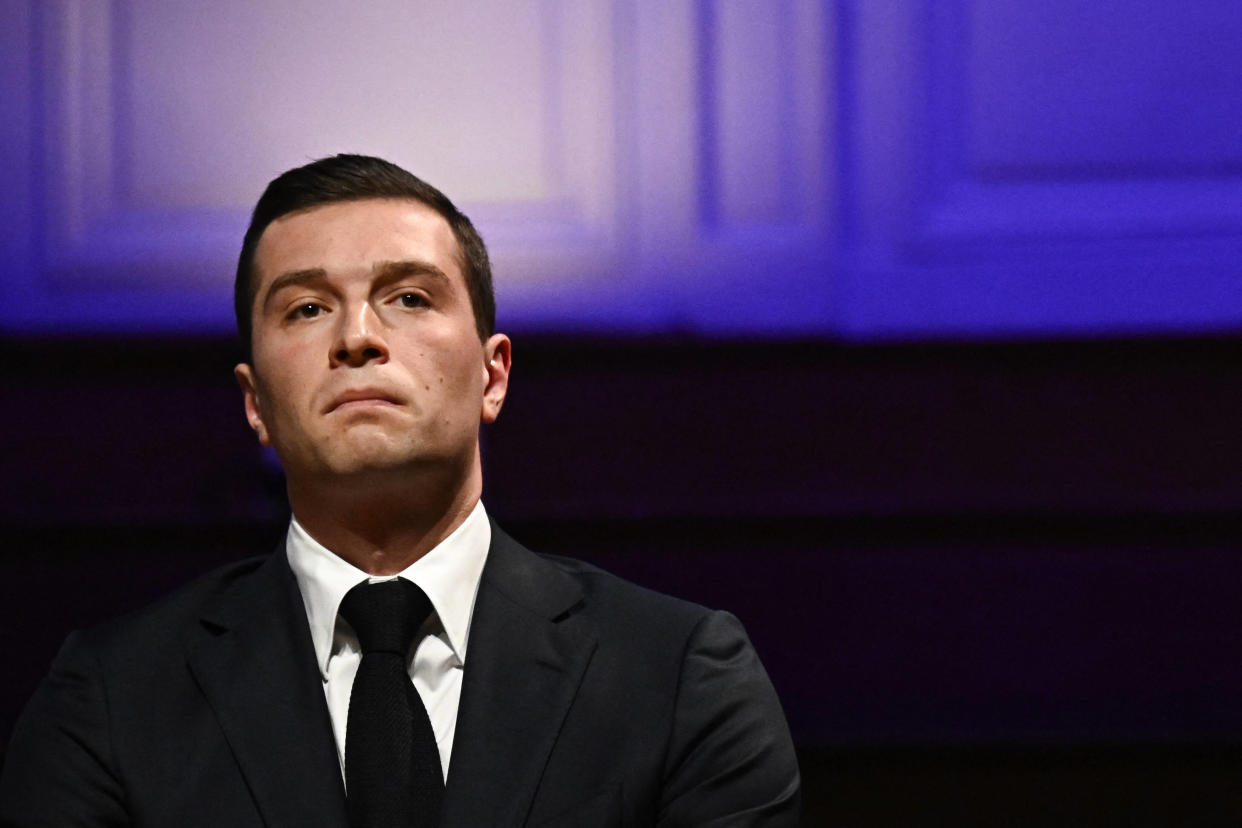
[[372, 259, 451, 288], [261, 268, 329, 314]]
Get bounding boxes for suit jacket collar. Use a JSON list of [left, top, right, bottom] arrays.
[[188, 549, 349, 827], [184, 523, 596, 828], [441, 521, 598, 827]]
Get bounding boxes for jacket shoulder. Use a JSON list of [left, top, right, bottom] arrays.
[[533, 552, 722, 646], [70, 554, 272, 657]]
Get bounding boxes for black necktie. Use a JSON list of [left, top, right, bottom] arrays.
[[339, 578, 444, 828]]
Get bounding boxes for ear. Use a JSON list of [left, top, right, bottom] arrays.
[[234, 363, 272, 447], [480, 333, 511, 424]]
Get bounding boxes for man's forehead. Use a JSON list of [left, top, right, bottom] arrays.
[[253, 198, 463, 286]]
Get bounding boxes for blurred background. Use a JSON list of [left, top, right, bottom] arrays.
[[3, 1, 1242, 823]]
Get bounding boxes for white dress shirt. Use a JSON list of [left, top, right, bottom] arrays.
[[285, 500, 491, 782]]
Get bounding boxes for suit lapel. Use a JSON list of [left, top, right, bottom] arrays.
[[441, 525, 597, 828], [187, 550, 349, 827]]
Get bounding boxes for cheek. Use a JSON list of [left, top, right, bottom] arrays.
[[446, 350, 486, 396], [254, 357, 314, 425], [420, 330, 484, 389], [260, 338, 315, 385]]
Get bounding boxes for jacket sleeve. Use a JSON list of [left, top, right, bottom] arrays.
[[657, 611, 801, 827], [0, 632, 130, 827]]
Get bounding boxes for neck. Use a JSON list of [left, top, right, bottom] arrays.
[[287, 460, 483, 575]]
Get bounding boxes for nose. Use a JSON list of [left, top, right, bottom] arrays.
[[331, 302, 389, 367]]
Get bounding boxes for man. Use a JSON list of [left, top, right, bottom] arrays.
[[0, 155, 799, 826]]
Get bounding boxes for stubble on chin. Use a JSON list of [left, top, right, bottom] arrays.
[[313, 426, 421, 476]]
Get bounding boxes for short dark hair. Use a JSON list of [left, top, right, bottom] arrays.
[[234, 154, 495, 362]]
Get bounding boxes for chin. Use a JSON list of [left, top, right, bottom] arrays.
[[309, 428, 473, 480], [325, 449, 419, 477], [323, 442, 449, 478]]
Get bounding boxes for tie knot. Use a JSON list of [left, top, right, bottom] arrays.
[[339, 578, 433, 656]]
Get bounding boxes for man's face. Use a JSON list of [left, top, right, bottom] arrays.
[[234, 198, 509, 487]]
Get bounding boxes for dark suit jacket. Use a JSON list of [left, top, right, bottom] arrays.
[[0, 524, 799, 826]]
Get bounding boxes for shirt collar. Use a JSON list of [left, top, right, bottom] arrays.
[[286, 500, 491, 679]]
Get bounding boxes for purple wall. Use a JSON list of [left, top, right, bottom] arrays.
[[2, 1, 1241, 338]]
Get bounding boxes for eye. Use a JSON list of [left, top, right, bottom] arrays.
[[287, 303, 324, 320], [397, 292, 428, 309]]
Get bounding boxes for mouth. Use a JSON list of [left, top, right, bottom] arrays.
[[325, 387, 404, 414]]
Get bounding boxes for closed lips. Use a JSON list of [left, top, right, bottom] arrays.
[[325, 389, 403, 413]]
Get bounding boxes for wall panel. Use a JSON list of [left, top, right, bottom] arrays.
[[4, 0, 837, 335], [11, 0, 633, 330], [842, 0, 1242, 338], [628, 0, 834, 334], [4, 0, 1240, 338]]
